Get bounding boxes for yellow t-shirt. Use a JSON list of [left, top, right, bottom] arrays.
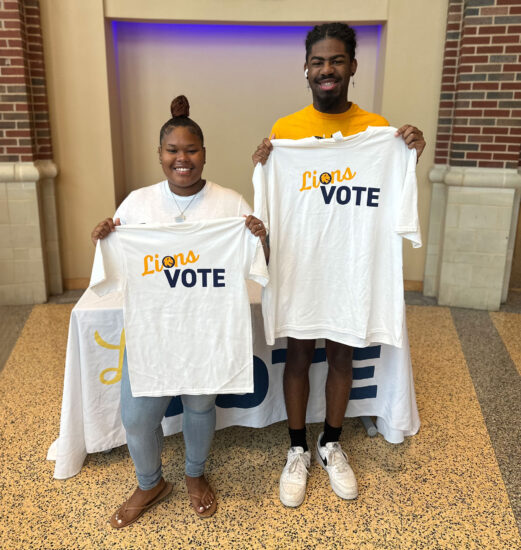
[[270, 103, 389, 140]]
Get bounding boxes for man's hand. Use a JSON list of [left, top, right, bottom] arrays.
[[252, 134, 275, 166], [395, 125, 426, 160]]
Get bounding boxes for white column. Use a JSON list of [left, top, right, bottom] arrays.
[[0, 161, 60, 305], [424, 165, 521, 311]]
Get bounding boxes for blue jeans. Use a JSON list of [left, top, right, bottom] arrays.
[[121, 352, 216, 490]]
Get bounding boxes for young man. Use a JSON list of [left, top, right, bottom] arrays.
[[252, 22, 425, 508]]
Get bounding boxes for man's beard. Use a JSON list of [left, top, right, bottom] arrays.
[[314, 92, 344, 113]]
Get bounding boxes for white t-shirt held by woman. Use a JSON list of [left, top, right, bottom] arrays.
[[90, 180, 268, 397]]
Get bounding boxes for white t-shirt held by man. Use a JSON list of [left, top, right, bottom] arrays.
[[256, 126, 421, 349]]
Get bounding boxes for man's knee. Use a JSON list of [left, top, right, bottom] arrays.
[[325, 340, 353, 373], [286, 337, 316, 367]]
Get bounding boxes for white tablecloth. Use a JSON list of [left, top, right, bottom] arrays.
[[48, 283, 419, 479]]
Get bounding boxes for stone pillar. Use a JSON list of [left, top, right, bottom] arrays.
[[424, 0, 521, 310], [0, 0, 61, 304]]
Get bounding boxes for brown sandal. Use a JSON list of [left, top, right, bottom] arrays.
[[110, 478, 173, 529], [187, 480, 217, 518]]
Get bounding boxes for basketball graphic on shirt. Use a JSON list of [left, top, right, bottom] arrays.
[[162, 256, 175, 268], [319, 172, 332, 184]]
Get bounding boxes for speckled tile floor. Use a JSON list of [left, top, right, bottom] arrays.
[[0, 297, 520, 549], [0, 305, 32, 374]]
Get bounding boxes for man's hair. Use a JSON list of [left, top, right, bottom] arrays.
[[305, 23, 357, 61]]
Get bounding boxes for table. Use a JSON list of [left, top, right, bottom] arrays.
[[47, 283, 419, 479]]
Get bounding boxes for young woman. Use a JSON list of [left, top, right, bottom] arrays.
[[92, 95, 267, 528]]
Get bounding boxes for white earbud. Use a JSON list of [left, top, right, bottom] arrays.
[[304, 69, 308, 78]]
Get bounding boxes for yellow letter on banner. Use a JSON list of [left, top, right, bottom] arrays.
[[95, 328, 126, 385]]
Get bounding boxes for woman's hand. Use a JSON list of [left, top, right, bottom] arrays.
[[91, 217, 120, 246], [244, 215, 269, 262], [395, 125, 426, 160], [244, 215, 267, 240], [252, 134, 275, 166]]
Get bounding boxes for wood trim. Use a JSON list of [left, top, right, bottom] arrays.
[[404, 280, 423, 292], [64, 278, 90, 290]]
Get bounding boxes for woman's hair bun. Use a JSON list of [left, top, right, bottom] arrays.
[[170, 95, 190, 118]]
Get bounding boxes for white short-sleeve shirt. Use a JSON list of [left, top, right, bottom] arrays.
[[89, 180, 268, 396], [256, 126, 421, 348]]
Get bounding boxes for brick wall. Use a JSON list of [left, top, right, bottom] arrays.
[[434, 0, 521, 170], [0, 0, 52, 163]]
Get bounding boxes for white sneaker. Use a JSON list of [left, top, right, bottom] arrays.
[[316, 433, 358, 500], [279, 446, 311, 507]]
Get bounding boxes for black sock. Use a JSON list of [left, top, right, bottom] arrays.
[[288, 427, 308, 451], [320, 421, 342, 447]]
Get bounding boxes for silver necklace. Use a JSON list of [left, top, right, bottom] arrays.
[[171, 191, 199, 223]]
